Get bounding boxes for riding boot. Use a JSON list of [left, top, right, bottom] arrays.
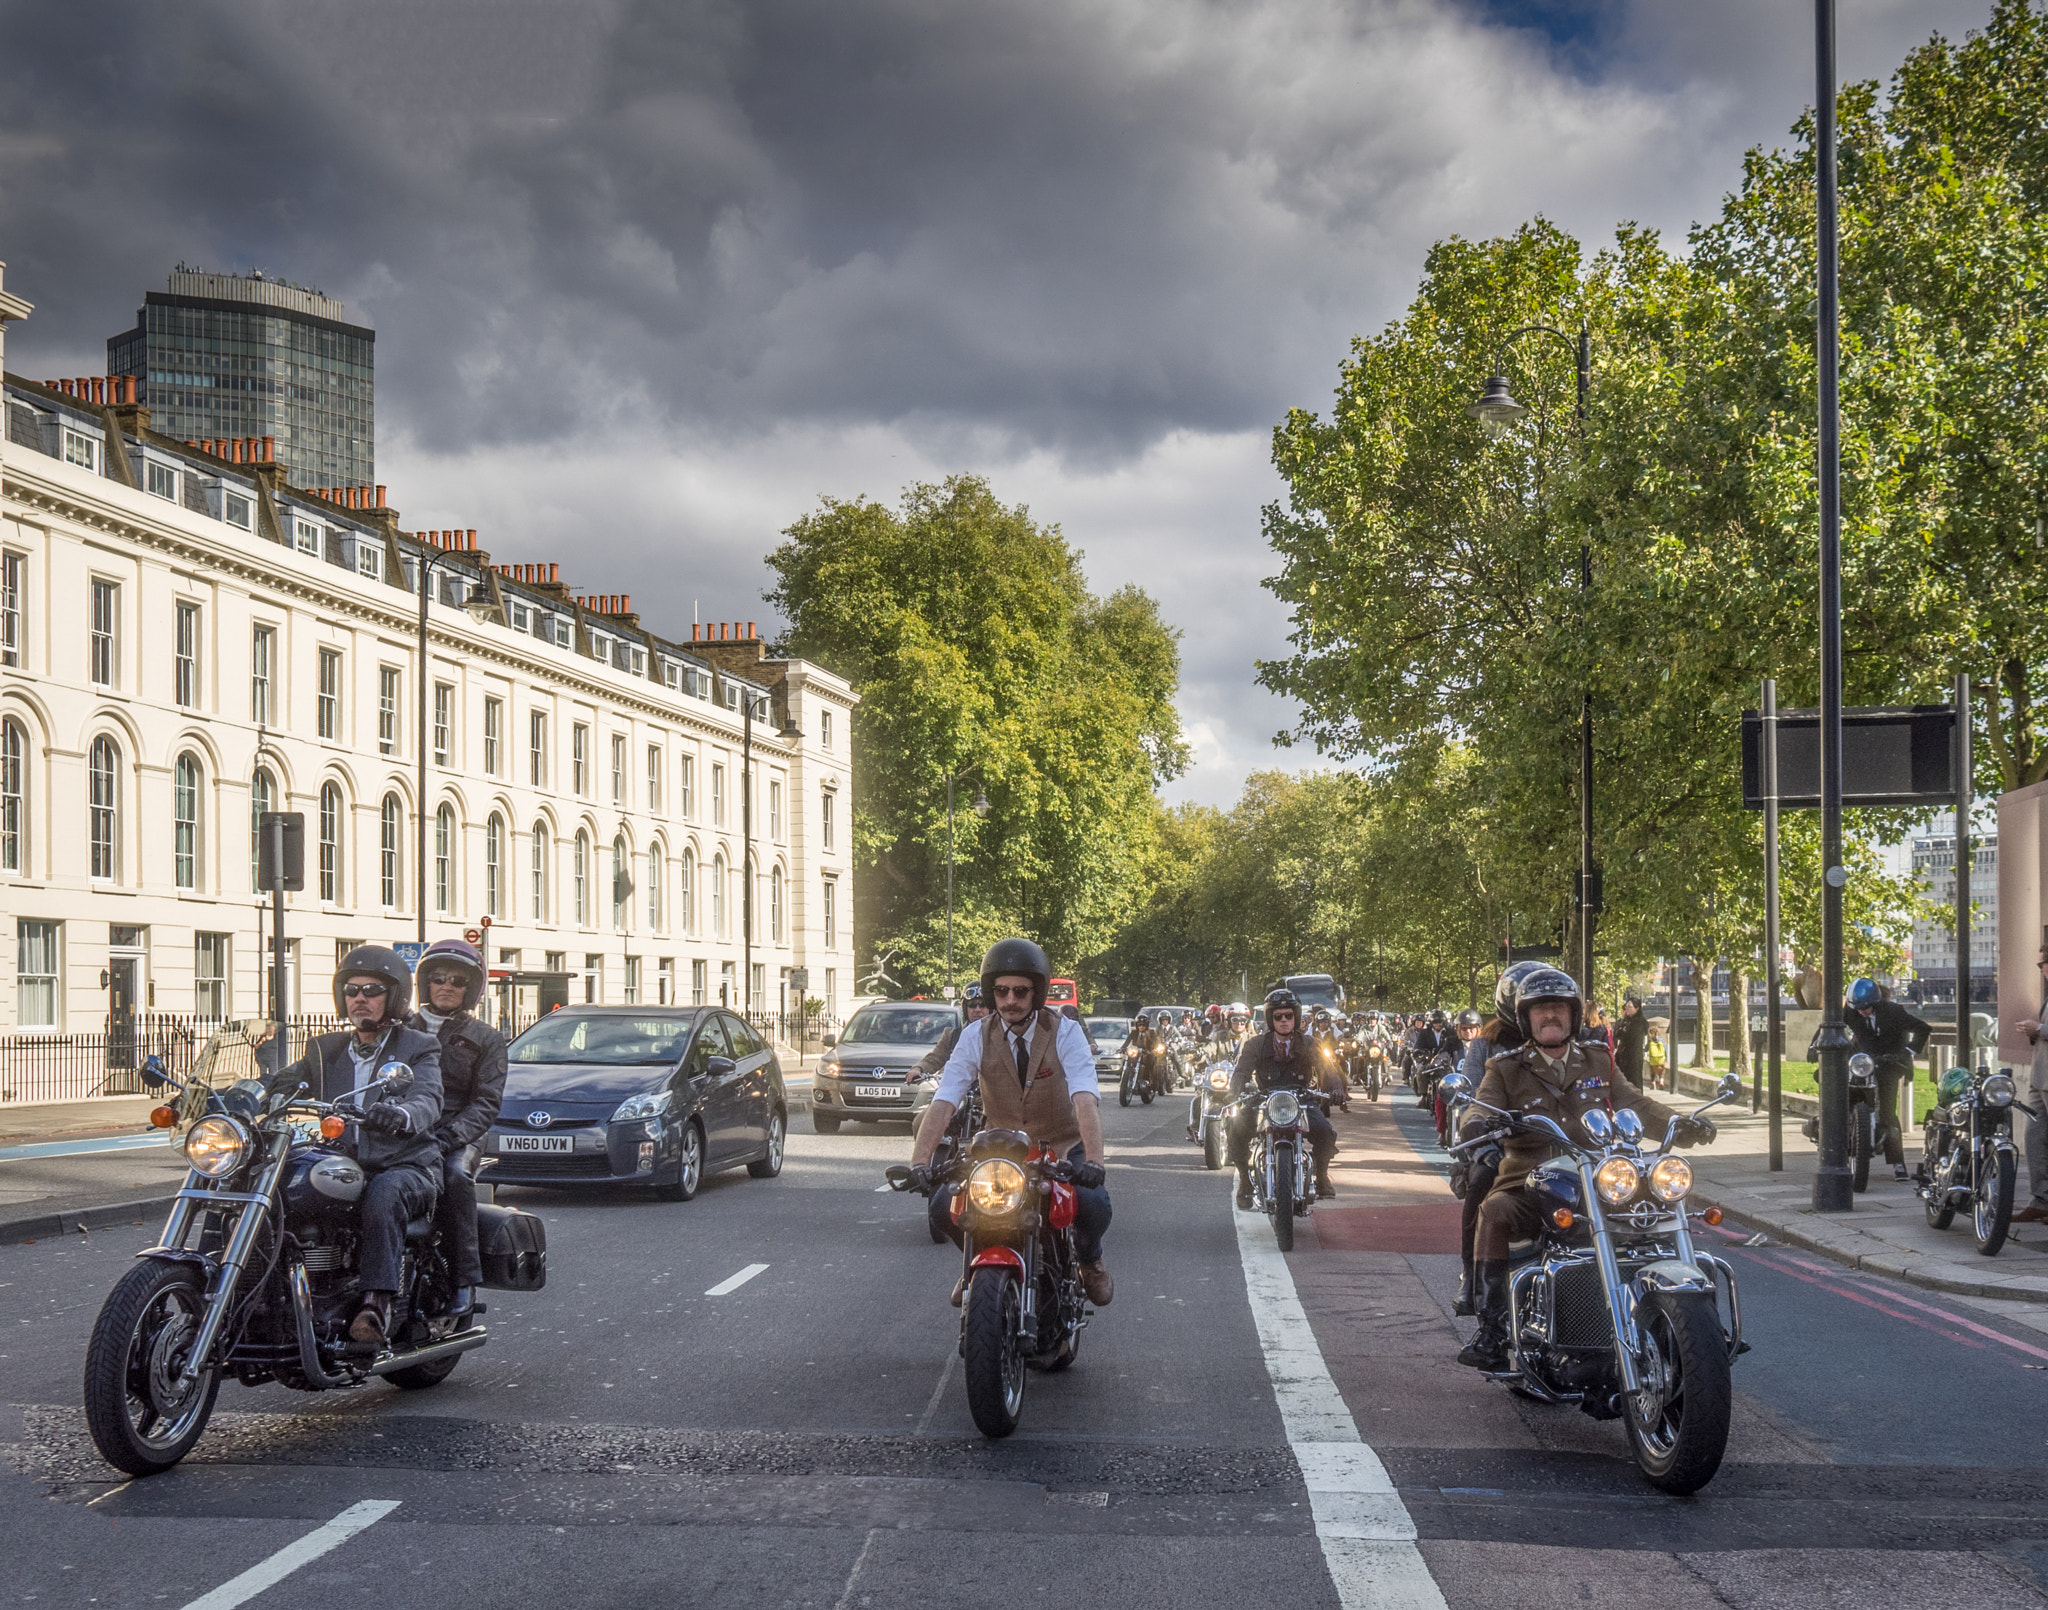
[[1456, 1259, 1511, 1370], [1315, 1166, 1336, 1200], [1452, 1256, 1475, 1318], [1234, 1165, 1253, 1211]]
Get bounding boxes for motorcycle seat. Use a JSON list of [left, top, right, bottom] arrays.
[[403, 1214, 435, 1240]]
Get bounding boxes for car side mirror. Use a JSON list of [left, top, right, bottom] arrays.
[[705, 1055, 737, 1078], [820, 1034, 836, 1049]]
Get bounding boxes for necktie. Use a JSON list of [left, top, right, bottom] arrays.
[[1015, 1032, 1031, 1088]]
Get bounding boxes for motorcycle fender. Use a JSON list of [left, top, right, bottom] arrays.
[[1047, 1180, 1078, 1231], [134, 1247, 217, 1277], [969, 1247, 1025, 1278], [1995, 1136, 2018, 1157], [1632, 1258, 1715, 1296]]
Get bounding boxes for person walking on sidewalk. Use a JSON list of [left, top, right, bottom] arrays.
[[2012, 951, 2048, 1223]]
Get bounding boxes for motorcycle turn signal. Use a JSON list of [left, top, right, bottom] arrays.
[[320, 1115, 347, 1140]]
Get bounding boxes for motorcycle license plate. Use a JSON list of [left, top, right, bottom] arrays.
[[854, 1085, 904, 1099], [499, 1134, 573, 1154]]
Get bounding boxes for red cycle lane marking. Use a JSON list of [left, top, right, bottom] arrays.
[[1729, 1248, 1989, 1349]]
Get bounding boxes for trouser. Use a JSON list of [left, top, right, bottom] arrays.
[[1459, 1155, 1500, 1264], [435, 1148, 483, 1287], [1473, 1179, 1545, 1263], [2026, 1077, 2048, 1206], [1870, 1059, 1909, 1166], [1226, 1103, 1336, 1172], [930, 1143, 1113, 1264], [359, 1162, 439, 1293]]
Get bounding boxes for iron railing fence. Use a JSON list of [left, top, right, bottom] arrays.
[[0, 1013, 347, 1105]]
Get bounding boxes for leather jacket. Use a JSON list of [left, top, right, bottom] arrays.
[[271, 1023, 444, 1172], [412, 1010, 508, 1153]]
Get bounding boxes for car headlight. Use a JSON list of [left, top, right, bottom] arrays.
[[1265, 1089, 1302, 1127], [1594, 1155, 1641, 1206], [1648, 1155, 1694, 1203], [1208, 1069, 1230, 1091], [1983, 1073, 2017, 1107], [966, 1157, 1028, 1215], [823, 1060, 841, 1076], [184, 1115, 252, 1179], [612, 1090, 674, 1123]]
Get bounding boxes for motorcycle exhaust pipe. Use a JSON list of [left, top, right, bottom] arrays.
[[366, 1326, 489, 1378], [289, 1263, 365, 1388]]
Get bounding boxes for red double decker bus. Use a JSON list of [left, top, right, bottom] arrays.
[[1046, 977, 1079, 1011]]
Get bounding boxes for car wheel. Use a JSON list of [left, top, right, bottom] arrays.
[[656, 1120, 704, 1201], [748, 1110, 786, 1179]]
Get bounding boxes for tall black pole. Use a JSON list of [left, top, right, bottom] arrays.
[[1955, 672, 1973, 1069], [1575, 323, 1597, 1007], [1812, 0, 1854, 1212], [1764, 678, 1784, 1170]]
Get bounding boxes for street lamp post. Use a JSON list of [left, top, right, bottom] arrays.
[[1469, 321, 1597, 1002], [944, 777, 990, 994], [415, 546, 496, 945]]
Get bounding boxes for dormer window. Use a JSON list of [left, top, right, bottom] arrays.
[[294, 518, 321, 556], [63, 430, 98, 472], [355, 538, 382, 581], [147, 461, 178, 501], [223, 491, 252, 530]]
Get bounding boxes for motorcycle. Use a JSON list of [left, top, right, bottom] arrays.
[[1119, 1041, 1170, 1106], [83, 1029, 546, 1477], [926, 1079, 986, 1242], [1360, 1038, 1390, 1102], [1439, 1068, 1746, 1496], [1799, 1050, 1898, 1191], [1236, 1084, 1329, 1252], [1916, 1061, 2018, 1255], [1188, 1060, 1233, 1169], [1415, 1048, 1454, 1109], [887, 1127, 1089, 1438]]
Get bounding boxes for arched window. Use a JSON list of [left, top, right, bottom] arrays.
[[574, 830, 589, 925], [531, 822, 548, 921], [712, 851, 726, 938], [249, 767, 274, 891], [435, 805, 454, 913], [380, 794, 402, 908], [680, 848, 695, 935], [770, 864, 783, 943], [89, 735, 119, 881], [1, 718, 27, 873], [647, 844, 662, 929], [485, 813, 504, 918], [174, 753, 200, 890], [611, 835, 628, 930], [319, 782, 342, 901]]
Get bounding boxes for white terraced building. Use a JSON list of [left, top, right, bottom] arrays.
[[0, 262, 855, 1068]]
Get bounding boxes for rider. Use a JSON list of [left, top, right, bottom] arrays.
[[913, 981, 990, 1081], [1122, 1010, 1167, 1094], [1456, 968, 1706, 1370], [269, 946, 444, 1346], [910, 938, 1113, 1306], [407, 939, 508, 1322], [1449, 965, 1541, 1316], [1228, 988, 1339, 1207], [1844, 977, 1932, 1183]]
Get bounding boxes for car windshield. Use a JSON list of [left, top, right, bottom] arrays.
[[1085, 1018, 1125, 1043], [510, 1013, 698, 1064], [840, 1007, 957, 1046]]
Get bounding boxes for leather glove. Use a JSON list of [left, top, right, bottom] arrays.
[[905, 1163, 934, 1195], [1069, 1160, 1106, 1190], [1674, 1115, 1716, 1149], [363, 1103, 414, 1137]]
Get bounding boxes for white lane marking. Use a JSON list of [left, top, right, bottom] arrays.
[[704, 1262, 770, 1296], [1233, 1208, 1448, 1610], [832, 1527, 883, 1610], [178, 1499, 401, 1610], [914, 1351, 957, 1436]]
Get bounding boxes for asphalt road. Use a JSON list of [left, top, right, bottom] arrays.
[[6, 1081, 2048, 1609]]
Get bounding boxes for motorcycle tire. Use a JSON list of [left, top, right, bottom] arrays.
[[962, 1269, 1027, 1438], [1270, 1143, 1296, 1253], [1204, 1121, 1225, 1171], [1623, 1289, 1732, 1497], [1974, 1147, 2015, 1256], [1851, 1104, 1874, 1193], [1141, 1087, 1155, 1105], [84, 1259, 224, 1477], [386, 1351, 463, 1390], [1119, 1078, 1133, 1109]]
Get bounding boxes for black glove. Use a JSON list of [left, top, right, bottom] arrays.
[[1674, 1115, 1715, 1149], [1069, 1159, 1106, 1190], [363, 1103, 414, 1137]]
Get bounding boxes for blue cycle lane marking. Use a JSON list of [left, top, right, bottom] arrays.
[[0, 1132, 176, 1162]]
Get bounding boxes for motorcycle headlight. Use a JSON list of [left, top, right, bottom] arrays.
[[1848, 1052, 1875, 1078], [1265, 1089, 1302, 1127], [1983, 1073, 2016, 1108], [184, 1115, 252, 1179], [966, 1157, 1028, 1216], [612, 1090, 675, 1123], [1208, 1069, 1230, 1091], [1648, 1155, 1694, 1203], [1594, 1155, 1641, 1206]]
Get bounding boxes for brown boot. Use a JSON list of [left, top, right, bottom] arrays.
[[348, 1291, 391, 1346], [1080, 1260, 1113, 1306]]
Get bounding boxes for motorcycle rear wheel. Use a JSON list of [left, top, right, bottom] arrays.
[[1925, 1175, 1956, 1230], [1203, 1120, 1225, 1171], [386, 1352, 463, 1390], [84, 1260, 224, 1477], [1623, 1290, 1731, 1496], [962, 1269, 1026, 1438], [1270, 1143, 1296, 1253], [1974, 1147, 2014, 1256], [1851, 1103, 1875, 1193]]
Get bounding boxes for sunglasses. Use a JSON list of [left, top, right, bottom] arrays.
[[423, 972, 469, 988], [341, 982, 390, 999], [991, 983, 1035, 1000]]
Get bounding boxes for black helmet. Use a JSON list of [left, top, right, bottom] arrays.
[[415, 937, 486, 1013], [1494, 958, 1546, 1022], [1454, 1008, 1482, 1030], [1264, 987, 1300, 1020], [1514, 967, 1583, 1040], [334, 944, 414, 1022], [979, 936, 1050, 1011], [1428, 1008, 1449, 1027]]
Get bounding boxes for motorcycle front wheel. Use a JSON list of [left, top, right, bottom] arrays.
[[83, 1260, 224, 1476], [962, 1268, 1027, 1438], [1974, 1146, 2014, 1256], [1270, 1142, 1296, 1252], [1623, 1290, 1731, 1496], [1118, 1074, 1133, 1108], [1851, 1103, 1875, 1193], [1203, 1117, 1225, 1171]]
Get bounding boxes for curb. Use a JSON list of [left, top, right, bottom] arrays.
[[0, 1195, 176, 1247]]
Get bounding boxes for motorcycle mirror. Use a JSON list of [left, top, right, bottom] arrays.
[[1580, 1107, 1615, 1142], [1612, 1107, 1644, 1140], [140, 1055, 170, 1091], [378, 1061, 416, 1097], [1438, 1073, 1471, 1100], [1717, 1071, 1744, 1098]]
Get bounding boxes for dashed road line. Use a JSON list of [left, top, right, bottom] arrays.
[[704, 1262, 770, 1296], [178, 1499, 400, 1610]]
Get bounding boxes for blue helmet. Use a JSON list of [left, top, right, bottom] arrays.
[[1848, 978, 1882, 1010]]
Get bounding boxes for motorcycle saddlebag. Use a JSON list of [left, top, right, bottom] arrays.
[[476, 1203, 547, 1291]]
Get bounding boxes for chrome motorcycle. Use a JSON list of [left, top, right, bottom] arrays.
[[1119, 1039, 1171, 1105], [83, 1035, 545, 1476], [1188, 1059, 1233, 1169], [1917, 1062, 2018, 1255], [1237, 1084, 1327, 1252], [1440, 1069, 1746, 1496]]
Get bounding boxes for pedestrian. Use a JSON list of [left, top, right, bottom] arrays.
[[1645, 1018, 1670, 1092], [2012, 949, 2048, 1223], [1583, 1001, 1615, 1056], [1613, 995, 1649, 1086]]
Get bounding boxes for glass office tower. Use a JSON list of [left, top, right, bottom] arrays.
[[108, 267, 374, 490]]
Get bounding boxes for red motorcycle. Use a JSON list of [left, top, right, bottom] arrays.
[[889, 1126, 1090, 1437]]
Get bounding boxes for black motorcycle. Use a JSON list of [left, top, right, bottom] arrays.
[[83, 1038, 546, 1477], [1119, 1041, 1170, 1106], [1800, 1050, 1900, 1191], [1236, 1084, 1328, 1252], [888, 1128, 1089, 1438], [1440, 1069, 1746, 1496], [1917, 1063, 2018, 1255]]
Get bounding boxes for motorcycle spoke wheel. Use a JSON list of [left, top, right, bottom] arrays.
[[1623, 1292, 1732, 1496], [84, 1261, 223, 1476], [1974, 1148, 2014, 1256], [1270, 1145, 1295, 1252], [1851, 1104, 1874, 1193], [962, 1270, 1026, 1438]]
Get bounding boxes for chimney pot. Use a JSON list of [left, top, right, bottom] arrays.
[[263, 436, 275, 462], [375, 484, 386, 508], [124, 376, 138, 405], [747, 620, 755, 639]]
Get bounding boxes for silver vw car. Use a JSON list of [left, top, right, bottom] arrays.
[[810, 1001, 964, 1133]]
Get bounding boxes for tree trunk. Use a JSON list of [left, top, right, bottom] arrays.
[[1726, 961, 1751, 1083], [1691, 954, 1718, 1069]]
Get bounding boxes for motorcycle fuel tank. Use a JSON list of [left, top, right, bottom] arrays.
[[283, 1148, 367, 1221]]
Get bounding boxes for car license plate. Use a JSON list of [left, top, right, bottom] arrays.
[[854, 1085, 903, 1099], [499, 1134, 573, 1154]]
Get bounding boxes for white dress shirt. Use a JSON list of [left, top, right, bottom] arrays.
[[932, 1012, 1100, 1109]]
